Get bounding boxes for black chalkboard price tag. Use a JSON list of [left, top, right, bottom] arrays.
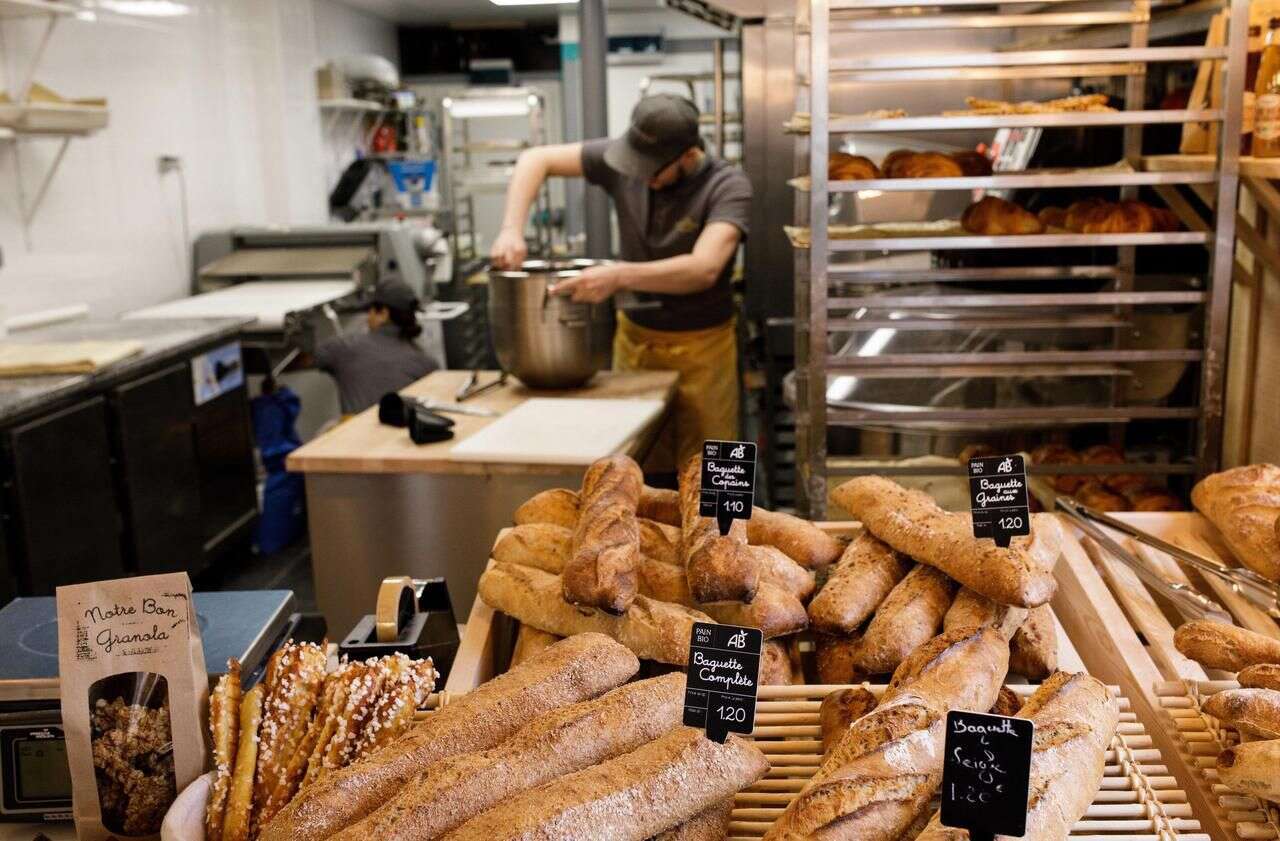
[[968, 454, 1031, 548], [940, 710, 1035, 841], [682, 621, 762, 744], [699, 440, 757, 536]]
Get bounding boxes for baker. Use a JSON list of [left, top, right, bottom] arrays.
[[490, 93, 752, 463]]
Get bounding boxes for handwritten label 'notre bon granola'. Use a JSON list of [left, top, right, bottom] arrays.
[[80, 594, 189, 658]]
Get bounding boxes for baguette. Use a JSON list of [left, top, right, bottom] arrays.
[[700, 582, 808, 639], [1202, 688, 1280, 739], [510, 625, 561, 667], [479, 562, 712, 665], [440, 727, 768, 841], [641, 519, 683, 567], [819, 687, 878, 755], [751, 544, 817, 601], [913, 671, 1119, 841], [762, 639, 797, 685], [746, 507, 843, 569], [493, 524, 572, 572], [991, 685, 1023, 717], [639, 556, 697, 606], [514, 488, 580, 528], [1239, 663, 1280, 692], [766, 627, 1009, 841], [650, 800, 732, 841], [1173, 620, 1280, 671], [854, 565, 957, 674], [206, 661, 242, 841], [223, 684, 264, 841], [1217, 739, 1280, 802], [815, 633, 865, 684], [1191, 463, 1280, 581], [942, 588, 1028, 641], [564, 455, 644, 613], [831, 476, 1061, 608], [640, 485, 683, 526], [680, 455, 759, 603], [259, 633, 639, 841], [334, 674, 687, 841], [1009, 604, 1058, 680], [808, 532, 910, 635]]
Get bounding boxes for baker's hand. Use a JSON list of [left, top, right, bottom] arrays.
[[550, 264, 625, 303], [490, 227, 527, 270]]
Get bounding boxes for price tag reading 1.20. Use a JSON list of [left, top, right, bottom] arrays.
[[700, 440, 757, 536], [940, 710, 1035, 841], [968, 454, 1031, 548], [682, 622, 762, 744]]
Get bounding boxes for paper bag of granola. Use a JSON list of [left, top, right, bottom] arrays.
[[57, 573, 208, 840]]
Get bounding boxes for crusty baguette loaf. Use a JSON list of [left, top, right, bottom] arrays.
[[563, 455, 644, 613], [479, 562, 712, 665], [1239, 663, 1280, 692], [746, 508, 843, 569], [761, 640, 797, 685], [650, 800, 732, 841], [765, 628, 1009, 841], [1009, 604, 1058, 680], [819, 687, 877, 755], [258, 633, 638, 841], [441, 727, 768, 841], [639, 556, 696, 606], [1191, 463, 1280, 581], [514, 488, 580, 528], [700, 582, 808, 639], [493, 524, 572, 572], [942, 587, 1028, 642], [750, 545, 817, 601], [831, 476, 1061, 608], [641, 519, 683, 567], [913, 671, 1119, 841], [1202, 688, 1280, 739], [854, 565, 956, 674], [510, 625, 561, 667], [815, 633, 865, 684], [1216, 738, 1280, 802], [680, 456, 759, 603], [808, 532, 910, 635], [991, 685, 1022, 717], [640, 485, 682, 526], [333, 674, 686, 841], [1173, 620, 1280, 672]]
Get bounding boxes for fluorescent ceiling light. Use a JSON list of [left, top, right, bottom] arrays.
[[490, 0, 578, 5], [96, 0, 191, 14]]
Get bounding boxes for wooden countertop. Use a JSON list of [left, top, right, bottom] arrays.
[[287, 369, 679, 476]]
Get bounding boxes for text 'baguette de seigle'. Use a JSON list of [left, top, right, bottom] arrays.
[[830, 475, 1062, 608], [257, 633, 639, 841]]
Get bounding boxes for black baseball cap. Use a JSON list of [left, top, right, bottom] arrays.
[[369, 274, 419, 312], [604, 94, 703, 180]]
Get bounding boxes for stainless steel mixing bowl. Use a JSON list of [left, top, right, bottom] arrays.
[[488, 259, 614, 389]]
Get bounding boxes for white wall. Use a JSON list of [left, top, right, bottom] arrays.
[[0, 0, 398, 323]]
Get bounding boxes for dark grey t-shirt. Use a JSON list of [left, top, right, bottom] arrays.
[[315, 324, 436, 414], [581, 138, 751, 331]]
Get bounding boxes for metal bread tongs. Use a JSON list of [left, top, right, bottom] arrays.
[[1056, 497, 1280, 620], [1055, 497, 1236, 624]]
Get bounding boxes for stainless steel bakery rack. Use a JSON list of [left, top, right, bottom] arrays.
[[790, 0, 1247, 516]]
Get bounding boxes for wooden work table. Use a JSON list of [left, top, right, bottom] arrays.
[[292, 369, 679, 637], [287, 369, 677, 477]]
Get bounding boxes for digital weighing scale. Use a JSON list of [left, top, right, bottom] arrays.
[[0, 591, 296, 823]]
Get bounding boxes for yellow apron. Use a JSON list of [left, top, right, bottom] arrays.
[[613, 311, 740, 466]]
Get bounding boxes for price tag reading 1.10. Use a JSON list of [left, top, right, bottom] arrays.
[[940, 710, 1035, 841], [700, 440, 757, 536], [968, 454, 1031, 548], [682, 622, 762, 744]]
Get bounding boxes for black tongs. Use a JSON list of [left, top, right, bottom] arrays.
[[1056, 497, 1280, 622]]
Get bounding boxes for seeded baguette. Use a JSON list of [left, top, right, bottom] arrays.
[[942, 587, 1028, 641], [819, 688, 878, 755], [808, 532, 910, 635], [746, 507, 843, 569], [332, 674, 686, 841], [258, 633, 639, 841], [440, 727, 768, 841], [1202, 688, 1280, 739], [854, 565, 957, 674], [831, 476, 1061, 608], [1173, 620, 1280, 672]]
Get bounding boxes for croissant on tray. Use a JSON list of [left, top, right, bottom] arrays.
[[828, 152, 881, 181], [880, 149, 991, 179], [961, 196, 1045, 235], [1044, 198, 1182, 233]]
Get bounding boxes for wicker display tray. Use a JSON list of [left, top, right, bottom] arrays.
[[1156, 679, 1280, 841], [733, 682, 1210, 840]]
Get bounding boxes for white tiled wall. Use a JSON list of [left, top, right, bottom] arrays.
[[0, 0, 398, 322]]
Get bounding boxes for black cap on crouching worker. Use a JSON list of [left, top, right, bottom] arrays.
[[369, 274, 419, 313], [604, 94, 703, 180]]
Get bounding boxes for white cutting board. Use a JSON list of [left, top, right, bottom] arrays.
[[449, 398, 665, 465]]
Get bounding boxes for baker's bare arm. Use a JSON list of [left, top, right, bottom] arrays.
[[491, 143, 585, 268]]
